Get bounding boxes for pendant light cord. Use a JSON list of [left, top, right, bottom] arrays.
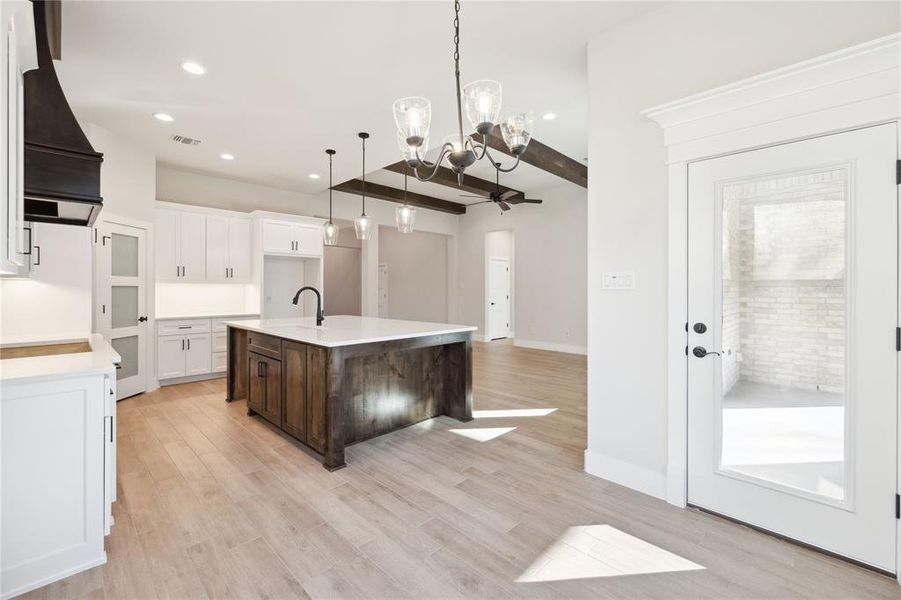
[[361, 135, 366, 215], [328, 152, 333, 222], [453, 0, 464, 145]]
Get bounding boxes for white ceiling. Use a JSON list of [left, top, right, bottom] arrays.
[[57, 1, 661, 198]]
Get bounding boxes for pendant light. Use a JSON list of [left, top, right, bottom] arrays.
[[322, 149, 339, 246], [395, 163, 416, 233], [353, 132, 372, 240]]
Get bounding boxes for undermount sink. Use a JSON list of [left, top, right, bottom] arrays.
[[0, 341, 92, 360]]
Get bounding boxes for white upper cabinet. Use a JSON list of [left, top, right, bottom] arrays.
[[207, 215, 251, 282], [261, 218, 322, 257], [1, 1, 37, 275], [155, 208, 206, 281]]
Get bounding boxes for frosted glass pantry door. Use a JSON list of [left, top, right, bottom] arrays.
[[687, 124, 897, 572]]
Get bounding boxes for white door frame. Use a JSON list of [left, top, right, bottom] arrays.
[[643, 33, 900, 575], [93, 213, 157, 395]]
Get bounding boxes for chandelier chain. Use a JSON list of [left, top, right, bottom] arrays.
[[453, 0, 464, 143], [328, 152, 333, 222]]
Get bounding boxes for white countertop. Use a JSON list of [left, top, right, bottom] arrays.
[[0, 333, 121, 385], [225, 316, 477, 348], [156, 312, 260, 321]]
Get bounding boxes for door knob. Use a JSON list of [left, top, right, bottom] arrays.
[[692, 346, 721, 358], [138, 316, 148, 322]]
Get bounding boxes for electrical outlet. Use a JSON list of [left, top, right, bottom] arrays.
[[602, 271, 636, 290]]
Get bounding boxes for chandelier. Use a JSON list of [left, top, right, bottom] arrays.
[[392, 0, 533, 184]]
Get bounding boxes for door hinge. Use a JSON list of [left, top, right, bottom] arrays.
[[896, 327, 900, 351], [685, 345, 688, 356], [896, 159, 900, 185], [895, 493, 899, 519]]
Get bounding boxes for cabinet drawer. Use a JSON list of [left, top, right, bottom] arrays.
[[213, 331, 228, 352], [248, 332, 281, 358], [212, 351, 227, 373], [158, 319, 211, 336]]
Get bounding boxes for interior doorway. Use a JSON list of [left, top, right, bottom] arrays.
[[485, 230, 513, 341], [323, 222, 362, 316], [686, 124, 898, 572]]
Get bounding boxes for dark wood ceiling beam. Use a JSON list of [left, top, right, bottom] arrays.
[[332, 179, 466, 215], [482, 125, 587, 188], [383, 160, 523, 200]]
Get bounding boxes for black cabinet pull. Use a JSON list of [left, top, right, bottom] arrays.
[[181, 339, 185, 351], [187, 338, 191, 350], [260, 362, 267, 378], [33, 246, 41, 266]]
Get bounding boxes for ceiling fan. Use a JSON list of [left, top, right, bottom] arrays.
[[459, 164, 543, 212]]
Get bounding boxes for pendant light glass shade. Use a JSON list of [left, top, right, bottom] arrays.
[[393, 97, 431, 147], [323, 148, 339, 246], [323, 221, 339, 245], [462, 80, 502, 134], [353, 214, 372, 240], [395, 204, 415, 234], [500, 111, 534, 156]]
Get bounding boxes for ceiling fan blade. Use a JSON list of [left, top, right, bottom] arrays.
[[499, 190, 520, 201], [459, 194, 489, 199], [520, 198, 543, 204], [498, 201, 512, 211], [470, 200, 494, 206]]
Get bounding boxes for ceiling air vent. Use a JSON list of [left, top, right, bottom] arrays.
[[170, 134, 201, 146]]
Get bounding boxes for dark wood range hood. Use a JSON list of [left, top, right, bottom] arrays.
[[23, 0, 103, 226]]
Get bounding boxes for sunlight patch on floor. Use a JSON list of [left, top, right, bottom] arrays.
[[449, 427, 516, 441], [473, 408, 558, 418], [517, 525, 704, 582]]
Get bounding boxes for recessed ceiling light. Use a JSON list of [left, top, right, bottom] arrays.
[[542, 112, 557, 121], [181, 61, 206, 75], [308, 173, 321, 180], [153, 112, 174, 122], [220, 153, 235, 161]]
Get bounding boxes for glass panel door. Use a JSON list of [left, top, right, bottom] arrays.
[[719, 167, 847, 502]]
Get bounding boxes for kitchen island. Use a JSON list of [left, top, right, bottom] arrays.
[[225, 316, 475, 470]]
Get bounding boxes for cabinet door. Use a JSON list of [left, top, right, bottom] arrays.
[[306, 346, 327, 454], [228, 217, 252, 282], [205, 215, 229, 282], [248, 352, 266, 413], [155, 209, 180, 281], [185, 334, 211, 375], [261, 358, 282, 426], [294, 225, 323, 257], [178, 211, 206, 281], [157, 336, 186, 379], [282, 341, 307, 442], [262, 219, 295, 255]]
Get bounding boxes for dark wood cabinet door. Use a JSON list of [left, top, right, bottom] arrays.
[[306, 346, 327, 454], [261, 357, 282, 426], [282, 341, 307, 442], [247, 352, 266, 413]]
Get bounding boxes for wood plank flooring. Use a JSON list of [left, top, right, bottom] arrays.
[[21, 341, 901, 599]]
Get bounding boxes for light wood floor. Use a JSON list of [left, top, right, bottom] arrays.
[[22, 341, 901, 599]]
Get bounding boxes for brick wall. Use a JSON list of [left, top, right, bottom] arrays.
[[721, 169, 846, 394]]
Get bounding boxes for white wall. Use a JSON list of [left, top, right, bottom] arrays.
[[585, 1, 900, 498], [378, 225, 448, 323], [86, 124, 156, 223], [457, 180, 587, 353], [0, 224, 93, 343]]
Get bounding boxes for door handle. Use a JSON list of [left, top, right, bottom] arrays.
[[692, 346, 721, 358], [138, 316, 148, 322], [490, 302, 496, 306]]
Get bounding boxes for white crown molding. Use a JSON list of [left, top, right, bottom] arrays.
[[642, 33, 900, 163]]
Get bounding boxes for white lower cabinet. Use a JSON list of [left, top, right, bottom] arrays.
[[1, 368, 116, 599], [157, 333, 212, 380]]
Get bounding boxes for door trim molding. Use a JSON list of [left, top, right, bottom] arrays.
[[642, 33, 900, 528]]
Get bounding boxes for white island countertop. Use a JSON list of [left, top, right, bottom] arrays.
[[224, 315, 476, 348], [0, 333, 121, 385]]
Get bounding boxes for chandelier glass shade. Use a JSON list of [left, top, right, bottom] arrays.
[[392, 0, 532, 184], [322, 149, 339, 246]]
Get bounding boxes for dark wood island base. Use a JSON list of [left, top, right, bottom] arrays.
[[226, 325, 473, 470]]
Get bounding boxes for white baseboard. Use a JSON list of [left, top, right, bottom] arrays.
[[471, 333, 488, 342], [514, 338, 587, 355], [159, 371, 225, 387], [584, 449, 667, 500]]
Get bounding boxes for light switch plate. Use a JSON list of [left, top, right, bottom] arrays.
[[602, 270, 636, 290]]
